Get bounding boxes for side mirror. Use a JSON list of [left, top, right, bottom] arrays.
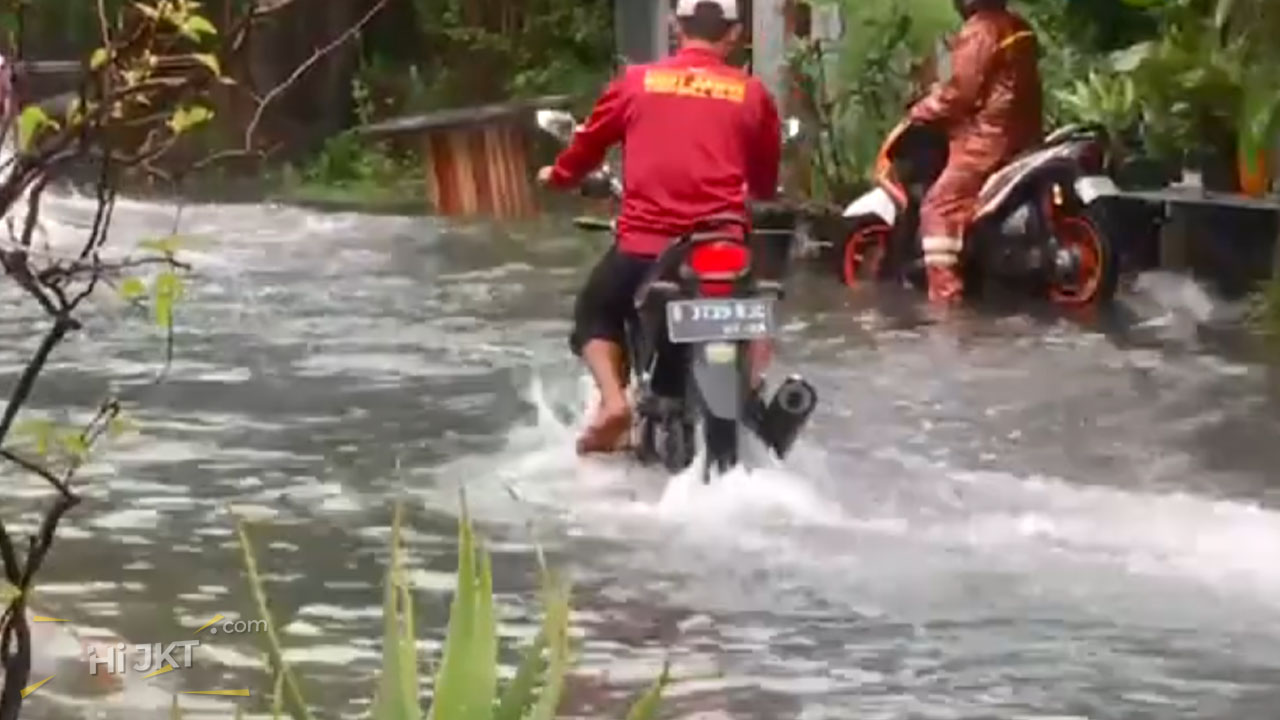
[[783, 117, 801, 142], [535, 109, 578, 143]]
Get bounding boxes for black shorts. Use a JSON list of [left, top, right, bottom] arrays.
[[569, 246, 657, 356]]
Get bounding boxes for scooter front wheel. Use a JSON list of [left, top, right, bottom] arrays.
[[840, 222, 892, 287]]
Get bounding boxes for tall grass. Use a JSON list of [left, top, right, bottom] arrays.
[[177, 498, 670, 719]]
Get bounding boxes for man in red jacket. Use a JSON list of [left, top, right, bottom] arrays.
[[909, 0, 1043, 304], [538, 0, 781, 455]]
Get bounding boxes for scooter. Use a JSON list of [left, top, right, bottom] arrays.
[[534, 109, 818, 482], [836, 119, 1123, 306]]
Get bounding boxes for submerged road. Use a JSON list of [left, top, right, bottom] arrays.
[[4, 193, 1280, 719]]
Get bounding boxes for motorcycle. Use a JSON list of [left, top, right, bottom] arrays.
[[534, 109, 817, 482], [836, 119, 1124, 306]]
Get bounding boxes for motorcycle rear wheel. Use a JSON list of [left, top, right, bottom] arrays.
[[1047, 205, 1119, 307], [661, 418, 696, 474], [703, 416, 739, 481]]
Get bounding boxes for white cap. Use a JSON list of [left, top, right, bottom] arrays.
[[675, 0, 739, 21]]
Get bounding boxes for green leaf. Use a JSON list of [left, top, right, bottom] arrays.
[[139, 235, 186, 255], [624, 661, 672, 720], [17, 106, 57, 151], [0, 583, 20, 605], [492, 631, 548, 720], [108, 415, 137, 439], [235, 520, 317, 720], [152, 271, 183, 328], [1214, 0, 1237, 30], [57, 431, 88, 462], [65, 97, 86, 126], [192, 53, 221, 76], [427, 493, 498, 720], [90, 47, 110, 70], [132, 2, 160, 20], [372, 503, 422, 720], [271, 668, 285, 720], [167, 105, 214, 134], [13, 418, 57, 457], [1111, 41, 1156, 73], [183, 15, 218, 38], [526, 563, 572, 720], [119, 276, 148, 300]]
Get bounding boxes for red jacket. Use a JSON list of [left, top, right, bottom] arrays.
[[908, 8, 1043, 175], [548, 47, 781, 257]]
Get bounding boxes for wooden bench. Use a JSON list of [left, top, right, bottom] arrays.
[[357, 95, 572, 221]]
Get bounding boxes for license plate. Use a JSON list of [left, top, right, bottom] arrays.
[[665, 297, 776, 343]]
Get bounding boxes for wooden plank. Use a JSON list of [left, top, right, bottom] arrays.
[[502, 122, 535, 218], [428, 132, 455, 215], [448, 129, 478, 216], [482, 124, 506, 218], [469, 127, 494, 215], [410, 112, 539, 220], [422, 133, 440, 212]]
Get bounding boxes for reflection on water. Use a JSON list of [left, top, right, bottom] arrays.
[[3, 191, 1280, 719]]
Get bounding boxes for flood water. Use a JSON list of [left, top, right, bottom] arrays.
[[6, 191, 1280, 720]]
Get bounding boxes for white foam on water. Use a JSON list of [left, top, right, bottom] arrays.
[[459, 365, 1280, 636]]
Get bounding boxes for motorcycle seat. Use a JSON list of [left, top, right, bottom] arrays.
[[976, 143, 1080, 216]]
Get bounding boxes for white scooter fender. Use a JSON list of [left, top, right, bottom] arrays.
[[1073, 174, 1120, 205], [842, 186, 899, 227]]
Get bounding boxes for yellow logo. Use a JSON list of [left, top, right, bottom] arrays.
[[643, 68, 747, 103]]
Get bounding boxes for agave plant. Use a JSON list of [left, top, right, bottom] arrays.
[[171, 500, 671, 719]]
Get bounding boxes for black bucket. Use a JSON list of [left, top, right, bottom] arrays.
[[749, 201, 797, 283]]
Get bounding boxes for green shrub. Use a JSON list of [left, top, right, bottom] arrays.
[[189, 499, 671, 719]]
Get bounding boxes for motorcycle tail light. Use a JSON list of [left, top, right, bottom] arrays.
[[688, 240, 751, 279], [687, 240, 751, 297]]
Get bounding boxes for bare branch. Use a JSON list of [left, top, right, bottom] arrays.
[[241, 0, 390, 148], [0, 450, 71, 498], [0, 317, 74, 446]]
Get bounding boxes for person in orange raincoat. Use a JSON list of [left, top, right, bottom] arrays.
[[907, 0, 1043, 304]]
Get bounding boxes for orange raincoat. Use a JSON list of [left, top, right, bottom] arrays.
[[908, 6, 1043, 301]]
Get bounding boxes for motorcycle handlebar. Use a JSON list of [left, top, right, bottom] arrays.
[[572, 216, 614, 232]]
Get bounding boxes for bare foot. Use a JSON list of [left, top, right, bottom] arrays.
[[576, 403, 632, 455]]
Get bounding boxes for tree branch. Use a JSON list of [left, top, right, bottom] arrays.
[[241, 0, 390, 148]]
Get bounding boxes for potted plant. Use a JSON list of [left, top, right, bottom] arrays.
[[1214, 0, 1280, 195], [1114, 9, 1248, 192], [1236, 69, 1280, 196]]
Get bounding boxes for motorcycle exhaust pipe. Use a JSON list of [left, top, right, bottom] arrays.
[[760, 375, 817, 459]]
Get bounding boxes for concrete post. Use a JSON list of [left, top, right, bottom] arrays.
[[615, 0, 670, 66], [1271, 133, 1280, 279], [752, 0, 788, 109]]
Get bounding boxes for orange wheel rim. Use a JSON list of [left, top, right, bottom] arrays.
[[842, 226, 890, 287], [1048, 215, 1104, 306]]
